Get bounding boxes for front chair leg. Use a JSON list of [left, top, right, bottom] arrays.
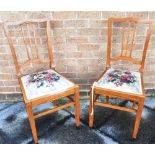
[[132, 98, 144, 139], [74, 86, 80, 127], [26, 105, 38, 144], [89, 87, 94, 128]]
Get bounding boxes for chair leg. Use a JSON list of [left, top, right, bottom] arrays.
[[89, 87, 94, 128], [95, 94, 100, 101], [132, 101, 136, 109], [53, 100, 57, 106], [132, 98, 144, 139], [106, 96, 109, 103], [74, 87, 80, 127], [26, 105, 38, 144]]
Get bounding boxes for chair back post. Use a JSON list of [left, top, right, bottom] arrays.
[[139, 22, 152, 73], [46, 20, 55, 69], [106, 18, 112, 68], [3, 23, 20, 75]]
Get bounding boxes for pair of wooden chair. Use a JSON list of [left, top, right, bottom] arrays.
[[4, 18, 151, 143]]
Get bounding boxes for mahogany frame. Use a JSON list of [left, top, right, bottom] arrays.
[[89, 17, 152, 139], [4, 20, 80, 144]]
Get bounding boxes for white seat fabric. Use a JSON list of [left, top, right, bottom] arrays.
[[96, 68, 142, 95], [21, 69, 74, 100]]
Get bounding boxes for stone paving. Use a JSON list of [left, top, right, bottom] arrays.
[[0, 97, 155, 144]]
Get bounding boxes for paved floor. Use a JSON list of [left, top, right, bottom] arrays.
[[0, 97, 155, 144]]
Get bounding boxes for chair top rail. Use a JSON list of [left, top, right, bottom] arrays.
[[5, 19, 50, 26], [109, 17, 151, 25]]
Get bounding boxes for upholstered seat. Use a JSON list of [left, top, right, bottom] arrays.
[[21, 69, 75, 100], [95, 68, 142, 95]]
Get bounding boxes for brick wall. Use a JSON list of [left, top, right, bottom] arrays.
[[0, 11, 155, 101]]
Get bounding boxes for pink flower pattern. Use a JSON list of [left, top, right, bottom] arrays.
[[28, 71, 60, 88], [107, 69, 137, 86]]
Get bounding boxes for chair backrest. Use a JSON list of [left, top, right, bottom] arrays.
[[4, 20, 54, 76], [106, 17, 152, 73]]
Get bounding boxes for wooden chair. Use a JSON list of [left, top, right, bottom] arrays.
[[4, 20, 80, 144], [89, 17, 152, 139]]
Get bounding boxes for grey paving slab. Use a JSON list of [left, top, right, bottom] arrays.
[[0, 102, 71, 144], [0, 102, 15, 111], [65, 98, 125, 128], [98, 101, 155, 144], [38, 117, 108, 144], [144, 97, 155, 110]]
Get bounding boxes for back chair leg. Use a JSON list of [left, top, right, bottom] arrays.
[[132, 101, 136, 109], [26, 105, 38, 144], [74, 87, 80, 127], [106, 96, 109, 103], [132, 98, 144, 139], [95, 94, 100, 101], [53, 100, 57, 106], [89, 87, 94, 128]]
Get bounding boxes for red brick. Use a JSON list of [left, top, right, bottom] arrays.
[[53, 12, 76, 19], [3, 80, 19, 86], [78, 44, 99, 51], [77, 12, 101, 19], [25, 12, 50, 19], [78, 51, 99, 58], [0, 74, 12, 80], [64, 20, 89, 28], [50, 20, 63, 28], [0, 94, 6, 100], [78, 28, 100, 35], [89, 20, 107, 27], [67, 66, 88, 72], [66, 37, 88, 44], [0, 87, 15, 92], [126, 12, 148, 19], [102, 11, 126, 19]]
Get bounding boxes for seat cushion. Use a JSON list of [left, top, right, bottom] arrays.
[[21, 69, 75, 100], [96, 68, 142, 95]]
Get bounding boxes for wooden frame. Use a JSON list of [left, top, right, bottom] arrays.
[[89, 17, 152, 139], [4, 20, 80, 144]]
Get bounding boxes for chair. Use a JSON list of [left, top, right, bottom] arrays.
[[4, 20, 80, 144], [89, 17, 152, 139]]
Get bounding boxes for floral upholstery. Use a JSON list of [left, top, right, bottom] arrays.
[[21, 69, 74, 100], [96, 68, 142, 95]]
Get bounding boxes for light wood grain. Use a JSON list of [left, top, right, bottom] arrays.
[[89, 17, 152, 139], [4, 20, 80, 144]]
